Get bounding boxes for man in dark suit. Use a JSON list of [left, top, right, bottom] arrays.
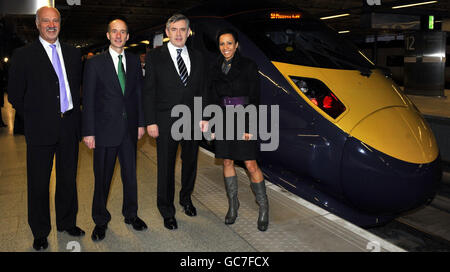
[[82, 18, 147, 241], [143, 14, 208, 230], [7, 6, 84, 250]]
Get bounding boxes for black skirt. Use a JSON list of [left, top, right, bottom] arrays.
[[214, 106, 259, 161]]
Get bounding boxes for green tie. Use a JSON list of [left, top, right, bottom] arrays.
[[118, 55, 126, 94]]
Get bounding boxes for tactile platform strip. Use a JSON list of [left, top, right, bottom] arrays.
[[193, 163, 404, 252], [194, 171, 314, 252]]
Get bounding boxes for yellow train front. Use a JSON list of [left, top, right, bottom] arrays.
[[186, 1, 441, 226]]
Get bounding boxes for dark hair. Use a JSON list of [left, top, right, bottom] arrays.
[[107, 16, 129, 33], [216, 28, 239, 46], [166, 14, 190, 30]]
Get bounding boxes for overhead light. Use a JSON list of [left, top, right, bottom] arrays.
[[140, 40, 150, 45], [358, 50, 375, 66], [129, 43, 138, 47], [392, 1, 437, 9], [338, 30, 350, 34], [36, 0, 55, 11], [320, 13, 350, 20], [3, 57, 8, 63]]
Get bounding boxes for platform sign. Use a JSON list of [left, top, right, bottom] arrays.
[[270, 12, 302, 19], [404, 32, 446, 96]]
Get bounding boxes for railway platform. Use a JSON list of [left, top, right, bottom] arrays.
[[0, 94, 402, 252]]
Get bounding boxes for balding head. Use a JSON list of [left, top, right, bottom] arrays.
[[36, 6, 60, 24]]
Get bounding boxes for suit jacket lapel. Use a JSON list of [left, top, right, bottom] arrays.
[[104, 52, 123, 95], [186, 47, 195, 86], [124, 51, 133, 96], [162, 44, 186, 87], [34, 40, 58, 81], [60, 43, 74, 91]]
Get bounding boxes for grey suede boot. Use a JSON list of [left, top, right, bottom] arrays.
[[224, 176, 240, 225], [250, 180, 269, 231]]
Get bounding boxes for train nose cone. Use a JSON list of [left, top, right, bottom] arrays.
[[341, 107, 441, 214], [349, 106, 438, 164]]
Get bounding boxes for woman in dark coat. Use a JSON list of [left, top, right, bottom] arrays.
[[208, 28, 268, 231]]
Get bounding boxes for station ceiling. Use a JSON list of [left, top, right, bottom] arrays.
[[1, 0, 450, 53]]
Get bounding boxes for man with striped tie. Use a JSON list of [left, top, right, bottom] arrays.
[[143, 14, 208, 230], [7, 6, 84, 250], [82, 18, 147, 241]]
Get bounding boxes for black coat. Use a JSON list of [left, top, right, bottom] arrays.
[[81, 51, 144, 147], [142, 43, 207, 127], [208, 52, 261, 160], [7, 40, 82, 145], [208, 52, 260, 107]]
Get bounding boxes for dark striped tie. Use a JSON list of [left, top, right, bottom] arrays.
[[176, 48, 188, 86]]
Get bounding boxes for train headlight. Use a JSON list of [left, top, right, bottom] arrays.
[[290, 76, 346, 119]]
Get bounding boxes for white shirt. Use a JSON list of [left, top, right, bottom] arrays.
[[39, 36, 73, 111], [167, 42, 191, 76], [109, 46, 127, 74]]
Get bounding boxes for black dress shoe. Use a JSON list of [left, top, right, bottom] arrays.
[[181, 203, 197, 217], [125, 216, 148, 231], [163, 217, 178, 230], [91, 225, 107, 241], [57, 226, 85, 237], [33, 237, 48, 251]]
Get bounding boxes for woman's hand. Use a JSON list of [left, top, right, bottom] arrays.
[[242, 133, 253, 141]]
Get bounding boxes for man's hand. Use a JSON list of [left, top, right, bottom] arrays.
[[147, 124, 159, 138], [138, 127, 145, 140], [83, 136, 96, 149]]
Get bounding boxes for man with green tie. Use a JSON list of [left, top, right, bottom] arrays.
[[82, 18, 147, 241]]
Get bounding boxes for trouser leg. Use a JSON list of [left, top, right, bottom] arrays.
[[27, 144, 55, 239]]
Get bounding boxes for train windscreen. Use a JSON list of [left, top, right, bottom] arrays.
[[230, 11, 375, 71]]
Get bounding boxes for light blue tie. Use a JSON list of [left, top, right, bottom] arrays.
[[50, 44, 69, 113]]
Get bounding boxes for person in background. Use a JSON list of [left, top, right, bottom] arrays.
[[7, 6, 85, 250], [208, 28, 269, 231], [139, 52, 146, 77], [82, 18, 147, 242]]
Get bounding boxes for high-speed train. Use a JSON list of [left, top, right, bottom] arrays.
[[139, 0, 442, 227]]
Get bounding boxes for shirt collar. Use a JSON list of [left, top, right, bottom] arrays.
[[168, 42, 187, 54], [39, 36, 60, 49], [109, 46, 125, 59]]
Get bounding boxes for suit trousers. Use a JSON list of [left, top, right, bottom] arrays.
[[156, 114, 199, 219], [26, 114, 79, 239], [92, 132, 138, 226]]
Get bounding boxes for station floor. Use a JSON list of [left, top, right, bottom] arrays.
[[0, 94, 404, 252]]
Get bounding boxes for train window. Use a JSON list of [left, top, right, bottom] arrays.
[[231, 16, 375, 71], [289, 76, 346, 119]]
